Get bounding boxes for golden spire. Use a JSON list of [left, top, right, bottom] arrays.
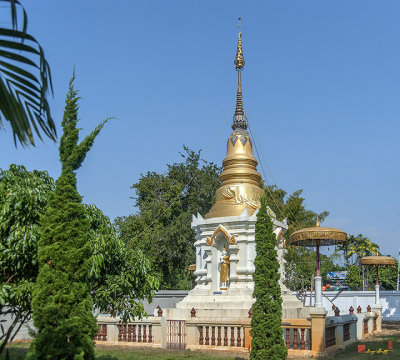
[[234, 30, 245, 70], [205, 24, 264, 219], [232, 26, 247, 131]]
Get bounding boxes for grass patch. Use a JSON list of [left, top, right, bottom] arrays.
[[96, 346, 247, 360], [0, 343, 247, 360], [0, 341, 29, 360]]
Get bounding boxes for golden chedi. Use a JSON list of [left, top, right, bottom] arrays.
[[205, 31, 264, 219]]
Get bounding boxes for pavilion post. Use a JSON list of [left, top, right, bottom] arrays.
[[315, 242, 322, 308], [375, 265, 380, 306]]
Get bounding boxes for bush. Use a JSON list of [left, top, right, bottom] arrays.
[[250, 199, 287, 360]]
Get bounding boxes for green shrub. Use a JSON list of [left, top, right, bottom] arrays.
[[250, 199, 287, 360], [28, 74, 108, 359]]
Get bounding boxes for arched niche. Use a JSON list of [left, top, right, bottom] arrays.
[[275, 229, 285, 249], [206, 225, 235, 292]]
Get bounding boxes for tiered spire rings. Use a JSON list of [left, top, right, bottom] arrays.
[[232, 31, 247, 131]]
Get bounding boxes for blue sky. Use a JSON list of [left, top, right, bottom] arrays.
[[1, 1, 399, 260]]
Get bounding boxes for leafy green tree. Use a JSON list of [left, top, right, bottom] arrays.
[[284, 248, 341, 291], [0, 0, 55, 146], [264, 185, 332, 291], [116, 146, 221, 289], [347, 266, 394, 291], [28, 75, 109, 359], [345, 234, 381, 265], [264, 186, 329, 238], [86, 204, 158, 321], [250, 199, 287, 360], [0, 165, 158, 356], [346, 265, 363, 290], [336, 234, 380, 290], [0, 164, 54, 355], [378, 262, 398, 290]]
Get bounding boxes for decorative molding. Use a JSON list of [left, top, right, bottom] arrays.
[[206, 224, 237, 246]]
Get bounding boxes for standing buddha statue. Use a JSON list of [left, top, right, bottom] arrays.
[[220, 247, 230, 290]]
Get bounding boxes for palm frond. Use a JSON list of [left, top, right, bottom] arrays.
[[0, 0, 55, 146]]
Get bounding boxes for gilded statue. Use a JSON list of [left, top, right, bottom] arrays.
[[219, 247, 230, 290]]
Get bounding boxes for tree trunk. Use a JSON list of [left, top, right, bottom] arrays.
[[0, 310, 22, 355]]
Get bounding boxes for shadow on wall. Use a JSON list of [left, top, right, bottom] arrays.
[[382, 295, 400, 319]]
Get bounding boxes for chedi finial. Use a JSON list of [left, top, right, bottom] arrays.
[[234, 31, 245, 70], [232, 27, 247, 131]]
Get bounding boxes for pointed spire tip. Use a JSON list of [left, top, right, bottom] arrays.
[[232, 27, 247, 131], [234, 31, 245, 70]]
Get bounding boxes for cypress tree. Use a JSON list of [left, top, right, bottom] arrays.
[[250, 199, 288, 360], [28, 74, 109, 360]]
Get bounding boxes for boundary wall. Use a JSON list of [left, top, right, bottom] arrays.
[[295, 290, 400, 320]]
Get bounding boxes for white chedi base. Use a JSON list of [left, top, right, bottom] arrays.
[[172, 209, 307, 319]]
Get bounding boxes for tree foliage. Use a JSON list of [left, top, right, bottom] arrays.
[[334, 234, 398, 290], [264, 185, 334, 291], [284, 248, 341, 291], [86, 204, 158, 321], [0, 0, 56, 146], [0, 164, 54, 355], [338, 234, 381, 266], [345, 262, 397, 291], [250, 199, 287, 360], [264, 186, 329, 238], [116, 146, 221, 290], [0, 165, 158, 356], [345, 264, 363, 290], [378, 262, 398, 290], [28, 75, 108, 359]]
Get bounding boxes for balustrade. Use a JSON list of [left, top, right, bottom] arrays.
[[205, 326, 209, 345], [197, 325, 245, 347], [96, 316, 358, 354], [363, 319, 368, 335], [224, 326, 228, 346], [283, 327, 311, 351], [94, 324, 107, 341], [117, 323, 153, 343]]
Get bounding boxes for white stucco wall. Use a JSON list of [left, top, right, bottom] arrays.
[[296, 290, 400, 320]]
